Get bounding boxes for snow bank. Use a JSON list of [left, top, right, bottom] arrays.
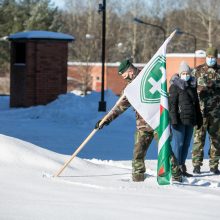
[[0, 132, 220, 220]]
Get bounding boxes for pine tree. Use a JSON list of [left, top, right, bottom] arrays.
[[0, 0, 61, 77]]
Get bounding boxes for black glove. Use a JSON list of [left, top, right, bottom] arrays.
[[95, 119, 110, 130]]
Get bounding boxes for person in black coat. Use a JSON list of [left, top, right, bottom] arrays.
[[169, 61, 203, 177]]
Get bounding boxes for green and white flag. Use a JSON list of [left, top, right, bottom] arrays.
[[124, 30, 176, 185]]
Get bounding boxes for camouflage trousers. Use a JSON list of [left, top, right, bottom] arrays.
[[192, 116, 220, 169], [132, 130, 181, 179]]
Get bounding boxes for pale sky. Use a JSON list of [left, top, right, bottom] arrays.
[[51, 0, 65, 8]]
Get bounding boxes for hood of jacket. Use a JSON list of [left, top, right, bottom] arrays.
[[170, 74, 197, 90]]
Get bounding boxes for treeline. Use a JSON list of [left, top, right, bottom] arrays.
[[0, 0, 220, 76], [0, 0, 62, 76]]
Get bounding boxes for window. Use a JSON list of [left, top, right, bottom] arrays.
[[14, 42, 26, 64]]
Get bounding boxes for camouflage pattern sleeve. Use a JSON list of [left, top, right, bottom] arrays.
[[195, 64, 220, 117], [105, 94, 131, 123], [214, 65, 220, 92], [193, 87, 203, 128], [195, 68, 208, 93]]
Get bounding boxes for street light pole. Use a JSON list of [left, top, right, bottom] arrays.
[[176, 29, 197, 67], [98, 0, 106, 112], [133, 17, 166, 41]]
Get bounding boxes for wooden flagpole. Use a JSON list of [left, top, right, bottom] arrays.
[[53, 94, 125, 177]]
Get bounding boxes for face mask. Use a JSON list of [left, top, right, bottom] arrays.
[[206, 57, 217, 67], [181, 75, 190, 81]]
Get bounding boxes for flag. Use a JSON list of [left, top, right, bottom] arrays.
[[124, 30, 177, 185]]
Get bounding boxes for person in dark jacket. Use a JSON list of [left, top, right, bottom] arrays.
[[169, 61, 203, 177]]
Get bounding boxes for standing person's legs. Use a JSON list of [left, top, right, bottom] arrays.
[[171, 124, 185, 165], [170, 153, 182, 181], [181, 125, 194, 165], [207, 117, 220, 173], [170, 124, 186, 181], [132, 130, 154, 181], [180, 125, 194, 177], [192, 118, 208, 170]]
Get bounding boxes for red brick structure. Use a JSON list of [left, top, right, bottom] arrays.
[[68, 62, 126, 95], [68, 52, 220, 95], [8, 31, 74, 107]]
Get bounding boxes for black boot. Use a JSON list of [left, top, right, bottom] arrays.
[[193, 166, 201, 174], [180, 165, 193, 177], [210, 167, 220, 175]]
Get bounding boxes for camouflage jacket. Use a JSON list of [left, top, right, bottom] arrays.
[[192, 63, 220, 117], [105, 68, 153, 132]]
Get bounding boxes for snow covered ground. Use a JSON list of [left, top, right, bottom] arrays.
[[0, 91, 219, 220]]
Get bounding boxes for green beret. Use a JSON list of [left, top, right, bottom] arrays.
[[206, 47, 218, 57], [118, 59, 132, 75]]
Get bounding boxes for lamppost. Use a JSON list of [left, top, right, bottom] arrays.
[[133, 17, 166, 41], [98, 0, 106, 112], [176, 29, 197, 67]]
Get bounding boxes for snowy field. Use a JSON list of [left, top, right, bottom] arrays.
[[0, 91, 219, 220]]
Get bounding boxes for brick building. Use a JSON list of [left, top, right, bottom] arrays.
[[68, 52, 220, 95], [8, 31, 74, 107]]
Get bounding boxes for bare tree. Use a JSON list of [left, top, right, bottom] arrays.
[[77, 64, 93, 95], [63, 0, 101, 61], [61, 0, 220, 63], [185, 0, 220, 48]]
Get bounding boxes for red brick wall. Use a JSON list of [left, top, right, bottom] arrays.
[[68, 54, 220, 95], [34, 41, 67, 105], [10, 40, 68, 107], [68, 63, 126, 95], [106, 66, 126, 94]]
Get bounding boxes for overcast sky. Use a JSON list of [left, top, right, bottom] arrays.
[[51, 0, 64, 8]]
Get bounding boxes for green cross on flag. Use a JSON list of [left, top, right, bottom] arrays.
[[140, 56, 166, 104]]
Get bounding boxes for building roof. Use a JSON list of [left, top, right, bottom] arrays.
[[8, 31, 75, 41]]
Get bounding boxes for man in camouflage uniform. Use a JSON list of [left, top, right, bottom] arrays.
[[192, 47, 220, 175], [95, 59, 181, 182]]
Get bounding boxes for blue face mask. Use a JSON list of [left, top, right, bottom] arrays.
[[206, 57, 217, 67], [181, 75, 190, 81]]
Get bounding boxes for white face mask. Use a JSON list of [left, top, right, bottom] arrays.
[[181, 75, 190, 81], [206, 57, 217, 66]]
